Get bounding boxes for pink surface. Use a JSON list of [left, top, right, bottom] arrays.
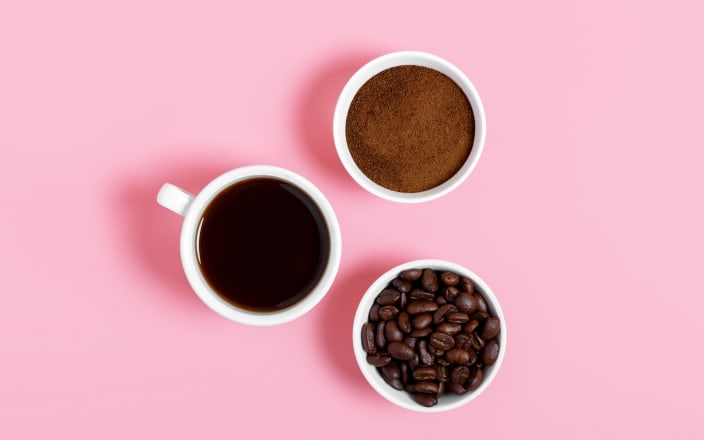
[[1, 0, 703, 438]]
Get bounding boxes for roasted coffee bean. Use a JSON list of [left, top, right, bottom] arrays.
[[400, 362, 409, 384], [421, 269, 439, 292], [387, 341, 415, 360], [418, 340, 434, 366], [450, 365, 470, 384], [366, 353, 392, 367], [435, 365, 449, 383], [470, 311, 489, 321], [447, 312, 469, 323], [369, 304, 380, 322], [468, 332, 485, 350], [405, 383, 416, 393], [436, 381, 445, 398], [445, 348, 471, 365], [403, 336, 418, 350], [435, 295, 447, 305], [397, 311, 412, 333], [475, 293, 488, 313], [482, 316, 501, 341], [408, 352, 420, 370], [467, 367, 483, 391], [412, 393, 438, 407], [482, 339, 500, 366], [443, 286, 460, 302], [437, 322, 462, 335], [453, 334, 470, 349], [460, 277, 474, 294], [455, 292, 478, 314], [409, 289, 435, 300], [376, 321, 386, 350], [383, 374, 404, 391], [433, 304, 458, 324], [463, 320, 480, 334], [415, 381, 440, 394], [361, 323, 375, 353], [381, 362, 401, 380], [376, 288, 401, 305], [466, 349, 478, 366], [413, 366, 437, 381], [391, 278, 412, 293], [399, 292, 408, 309], [385, 320, 404, 342], [430, 332, 455, 351], [406, 300, 438, 314], [378, 305, 399, 320], [412, 312, 433, 329], [441, 271, 460, 286], [399, 268, 422, 281], [427, 343, 444, 358], [410, 327, 432, 338], [448, 382, 468, 395]]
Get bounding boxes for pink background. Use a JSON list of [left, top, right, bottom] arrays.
[[1, 0, 703, 438]]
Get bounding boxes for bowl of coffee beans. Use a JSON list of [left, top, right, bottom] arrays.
[[353, 259, 505, 412], [333, 51, 486, 203]]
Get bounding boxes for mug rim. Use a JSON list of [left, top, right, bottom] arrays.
[[333, 51, 487, 203], [179, 165, 342, 326]]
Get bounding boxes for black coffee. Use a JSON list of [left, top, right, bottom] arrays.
[[196, 178, 330, 312]]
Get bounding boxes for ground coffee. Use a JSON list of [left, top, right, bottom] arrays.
[[345, 65, 474, 193]]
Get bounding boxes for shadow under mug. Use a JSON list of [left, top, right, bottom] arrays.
[[156, 165, 342, 326]]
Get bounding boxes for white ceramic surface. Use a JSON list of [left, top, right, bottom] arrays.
[[333, 51, 487, 203], [157, 165, 342, 326], [352, 259, 506, 412]]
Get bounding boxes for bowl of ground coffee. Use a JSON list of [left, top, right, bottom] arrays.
[[353, 259, 506, 412], [333, 51, 486, 203]]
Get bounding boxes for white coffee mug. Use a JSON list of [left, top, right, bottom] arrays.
[[157, 165, 342, 326]]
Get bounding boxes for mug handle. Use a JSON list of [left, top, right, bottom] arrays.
[[157, 183, 194, 216]]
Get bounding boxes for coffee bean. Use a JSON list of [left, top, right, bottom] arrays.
[[461, 277, 474, 294], [447, 312, 469, 323], [361, 323, 375, 353], [467, 366, 483, 391], [455, 292, 478, 314], [403, 336, 418, 350], [383, 374, 404, 391], [412, 312, 433, 329], [453, 334, 470, 349], [381, 362, 401, 380], [407, 300, 438, 314], [369, 304, 380, 322], [410, 327, 432, 338], [482, 339, 500, 365], [376, 288, 401, 305], [475, 293, 488, 313], [445, 348, 471, 365], [429, 332, 454, 351], [427, 343, 444, 358], [413, 366, 437, 381], [433, 304, 458, 324], [391, 278, 412, 293], [412, 393, 438, 407], [448, 382, 468, 395], [470, 311, 489, 321], [409, 289, 435, 300], [385, 320, 404, 342], [421, 269, 439, 292], [378, 305, 399, 320], [468, 332, 485, 350], [418, 340, 433, 365], [409, 352, 420, 370], [400, 362, 409, 384], [441, 271, 460, 286], [387, 341, 415, 360], [399, 292, 408, 309], [366, 353, 392, 367], [466, 349, 478, 366], [463, 320, 480, 334], [436, 381, 445, 398], [435, 296, 447, 305], [415, 381, 440, 394], [443, 286, 460, 302], [435, 365, 449, 382], [399, 269, 422, 281], [376, 321, 386, 350], [397, 311, 412, 333], [450, 366, 470, 384], [437, 322, 462, 335], [482, 316, 501, 341]]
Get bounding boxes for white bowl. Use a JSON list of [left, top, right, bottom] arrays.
[[352, 259, 506, 412], [333, 51, 487, 203]]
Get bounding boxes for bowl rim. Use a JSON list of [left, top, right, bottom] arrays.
[[352, 259, 506, 412]]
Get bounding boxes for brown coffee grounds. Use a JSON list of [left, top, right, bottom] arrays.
[[345, 65, 474, 193]]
